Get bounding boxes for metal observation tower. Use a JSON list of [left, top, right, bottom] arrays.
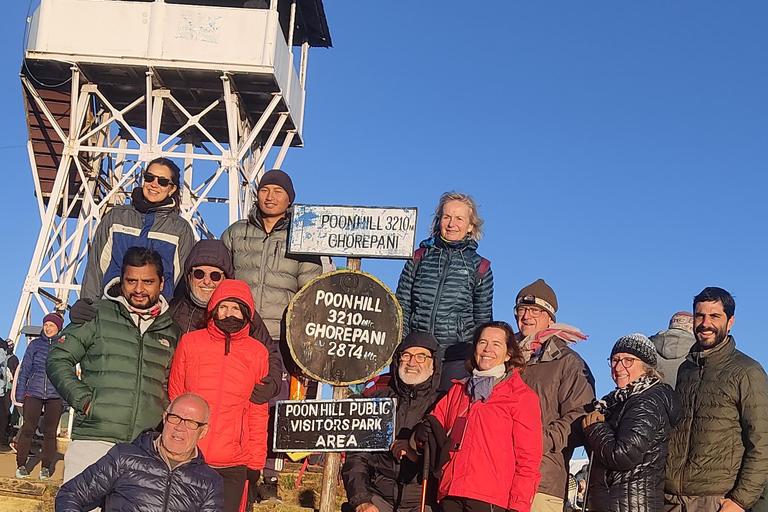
[[9, 0, 331, 345]]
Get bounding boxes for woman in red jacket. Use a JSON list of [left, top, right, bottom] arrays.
[[169, 279, 269, 512], [415, 321, 543, 512]]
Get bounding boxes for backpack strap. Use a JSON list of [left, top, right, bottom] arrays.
[[410, 247, 426, 279], [474, 257, 491, 290]]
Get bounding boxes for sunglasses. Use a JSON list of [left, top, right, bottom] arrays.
[[192, 269, 224, 282], [144, 172, 173, 187]]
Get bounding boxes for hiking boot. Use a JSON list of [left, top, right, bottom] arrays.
[[15, 466, 29, 479], [39, 468, 51, 480], [256, 477, 282, 503]]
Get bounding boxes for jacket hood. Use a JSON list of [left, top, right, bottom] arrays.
[[390, 331, 443, 398], [650, 328, 696, 361], [183, 240, 234, 279], [207, 279, 255, 319]]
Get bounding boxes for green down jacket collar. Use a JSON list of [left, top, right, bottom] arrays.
[[687, 335, 736, 367]]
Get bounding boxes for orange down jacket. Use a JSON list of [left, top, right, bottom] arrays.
[[431, 370, 543, 512], [169, 280, 269, 470]]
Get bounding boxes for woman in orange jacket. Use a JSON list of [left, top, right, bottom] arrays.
[[169, 279, 270, 512]]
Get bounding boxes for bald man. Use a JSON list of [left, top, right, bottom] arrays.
[[56, 394, 223, 512]]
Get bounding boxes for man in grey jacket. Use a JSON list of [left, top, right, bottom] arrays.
[[650, 311, 696, 388], [221, 169, 322, 502]]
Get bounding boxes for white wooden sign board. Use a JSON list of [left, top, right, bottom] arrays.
[[288, 204, 418, 259]]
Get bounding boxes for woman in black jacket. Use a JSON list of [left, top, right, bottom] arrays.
[[582, 333, 682, 512]]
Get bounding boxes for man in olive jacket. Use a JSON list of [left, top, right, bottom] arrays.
[[48, 247, 180, 483], [665, 287, 768, 512]]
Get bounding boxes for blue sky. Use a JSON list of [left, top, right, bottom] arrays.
[[1, 1, 767, 397]]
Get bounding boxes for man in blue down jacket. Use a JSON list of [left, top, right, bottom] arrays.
[[55, 393, 223, 512]]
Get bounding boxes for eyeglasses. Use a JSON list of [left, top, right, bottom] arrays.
[[515, 306, 545, 318], [165, 412, 207, 430], [192, 269, 224, 282], [608, 356, 639, 368], [144, 172, 173, 187], [399, 352, 433, 364]]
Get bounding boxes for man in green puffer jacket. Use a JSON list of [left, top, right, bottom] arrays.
[[665, 287, 768, 512], [48, 247, 180, 484]]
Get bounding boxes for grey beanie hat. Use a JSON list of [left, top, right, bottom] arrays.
[[611, 333, 657, 367]]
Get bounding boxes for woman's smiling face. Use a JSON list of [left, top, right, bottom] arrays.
[[474, 326, 510, 371]]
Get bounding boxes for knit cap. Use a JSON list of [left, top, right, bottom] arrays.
[[611, 333, 657, 367], [515, 279, 558, 321], [42, 313, 64, 333], [258, 169, 295, 204], [668, 311, 693, 334]]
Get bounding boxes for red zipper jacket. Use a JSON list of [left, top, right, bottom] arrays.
[[431, 370, 543, 511], [169, 280, 269, 470]]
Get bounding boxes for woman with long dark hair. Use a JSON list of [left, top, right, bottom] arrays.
[[80, 157, 194, 301], [582, 333, 682, 512], [413, 321, 543, 512]]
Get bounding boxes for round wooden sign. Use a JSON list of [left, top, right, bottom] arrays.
[[286, 269, 402, 386]]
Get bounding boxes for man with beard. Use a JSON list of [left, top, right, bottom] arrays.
[[665, 287, 768, 512], [342, 332, 443, 512], [48, 247, 181, 483]]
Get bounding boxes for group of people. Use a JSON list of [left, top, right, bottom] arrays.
[[342, 190, 768, 512], [3, 160, 766, 512], [8, 160, 324, 512]]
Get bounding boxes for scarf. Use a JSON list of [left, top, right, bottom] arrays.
[[466, 364, 506, 402], [520, 323, 588, 362], [594, 375, 661, 419], [213, 317, 248, 355], [131, 187, 175, 214]]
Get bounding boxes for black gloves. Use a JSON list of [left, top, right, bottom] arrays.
[[70, 299, 97, 324], [250, 378, 280, 405], [412, 419, 433, 447]]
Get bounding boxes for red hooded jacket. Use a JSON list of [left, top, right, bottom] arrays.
[[169, 280, 269, 470], [431, 369, 543, 512]]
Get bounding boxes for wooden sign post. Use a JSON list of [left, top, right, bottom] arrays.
[[285, 205, 417, 512]]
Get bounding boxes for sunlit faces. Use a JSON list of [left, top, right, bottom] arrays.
[[439, 200, 474, 242], [474, 326, 511, 371], [258, 184, 291, 218], [216, 300, 244, 320], [121, 264, 164, 309], [160, 397, 209, 462], [189, 265, 225, 305], [397, 347, 434, 385], [609, 353, 645, 389], [142, 162, 177, 204], [42, 321, 60, 338], [694, 300, 733, 349], [515, 305, 552, 338]]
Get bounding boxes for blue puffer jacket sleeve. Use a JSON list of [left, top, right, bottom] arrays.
[[15, 340, 39, 403], [55, 445, 122, 512]]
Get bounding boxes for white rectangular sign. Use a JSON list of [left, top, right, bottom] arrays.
[[289, 204, 418, 259]]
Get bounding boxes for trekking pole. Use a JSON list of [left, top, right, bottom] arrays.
[[420, 443, 430, 512]]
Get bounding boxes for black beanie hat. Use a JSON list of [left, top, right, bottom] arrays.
[[515, 279, 558, 321], [258, 169, 295, 204], [398, 331, 439, 354], [611, 333, 658, 367]]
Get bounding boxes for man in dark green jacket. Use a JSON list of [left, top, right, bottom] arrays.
[[665, 287, 768, 512], [48, 247, 180, 483]]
